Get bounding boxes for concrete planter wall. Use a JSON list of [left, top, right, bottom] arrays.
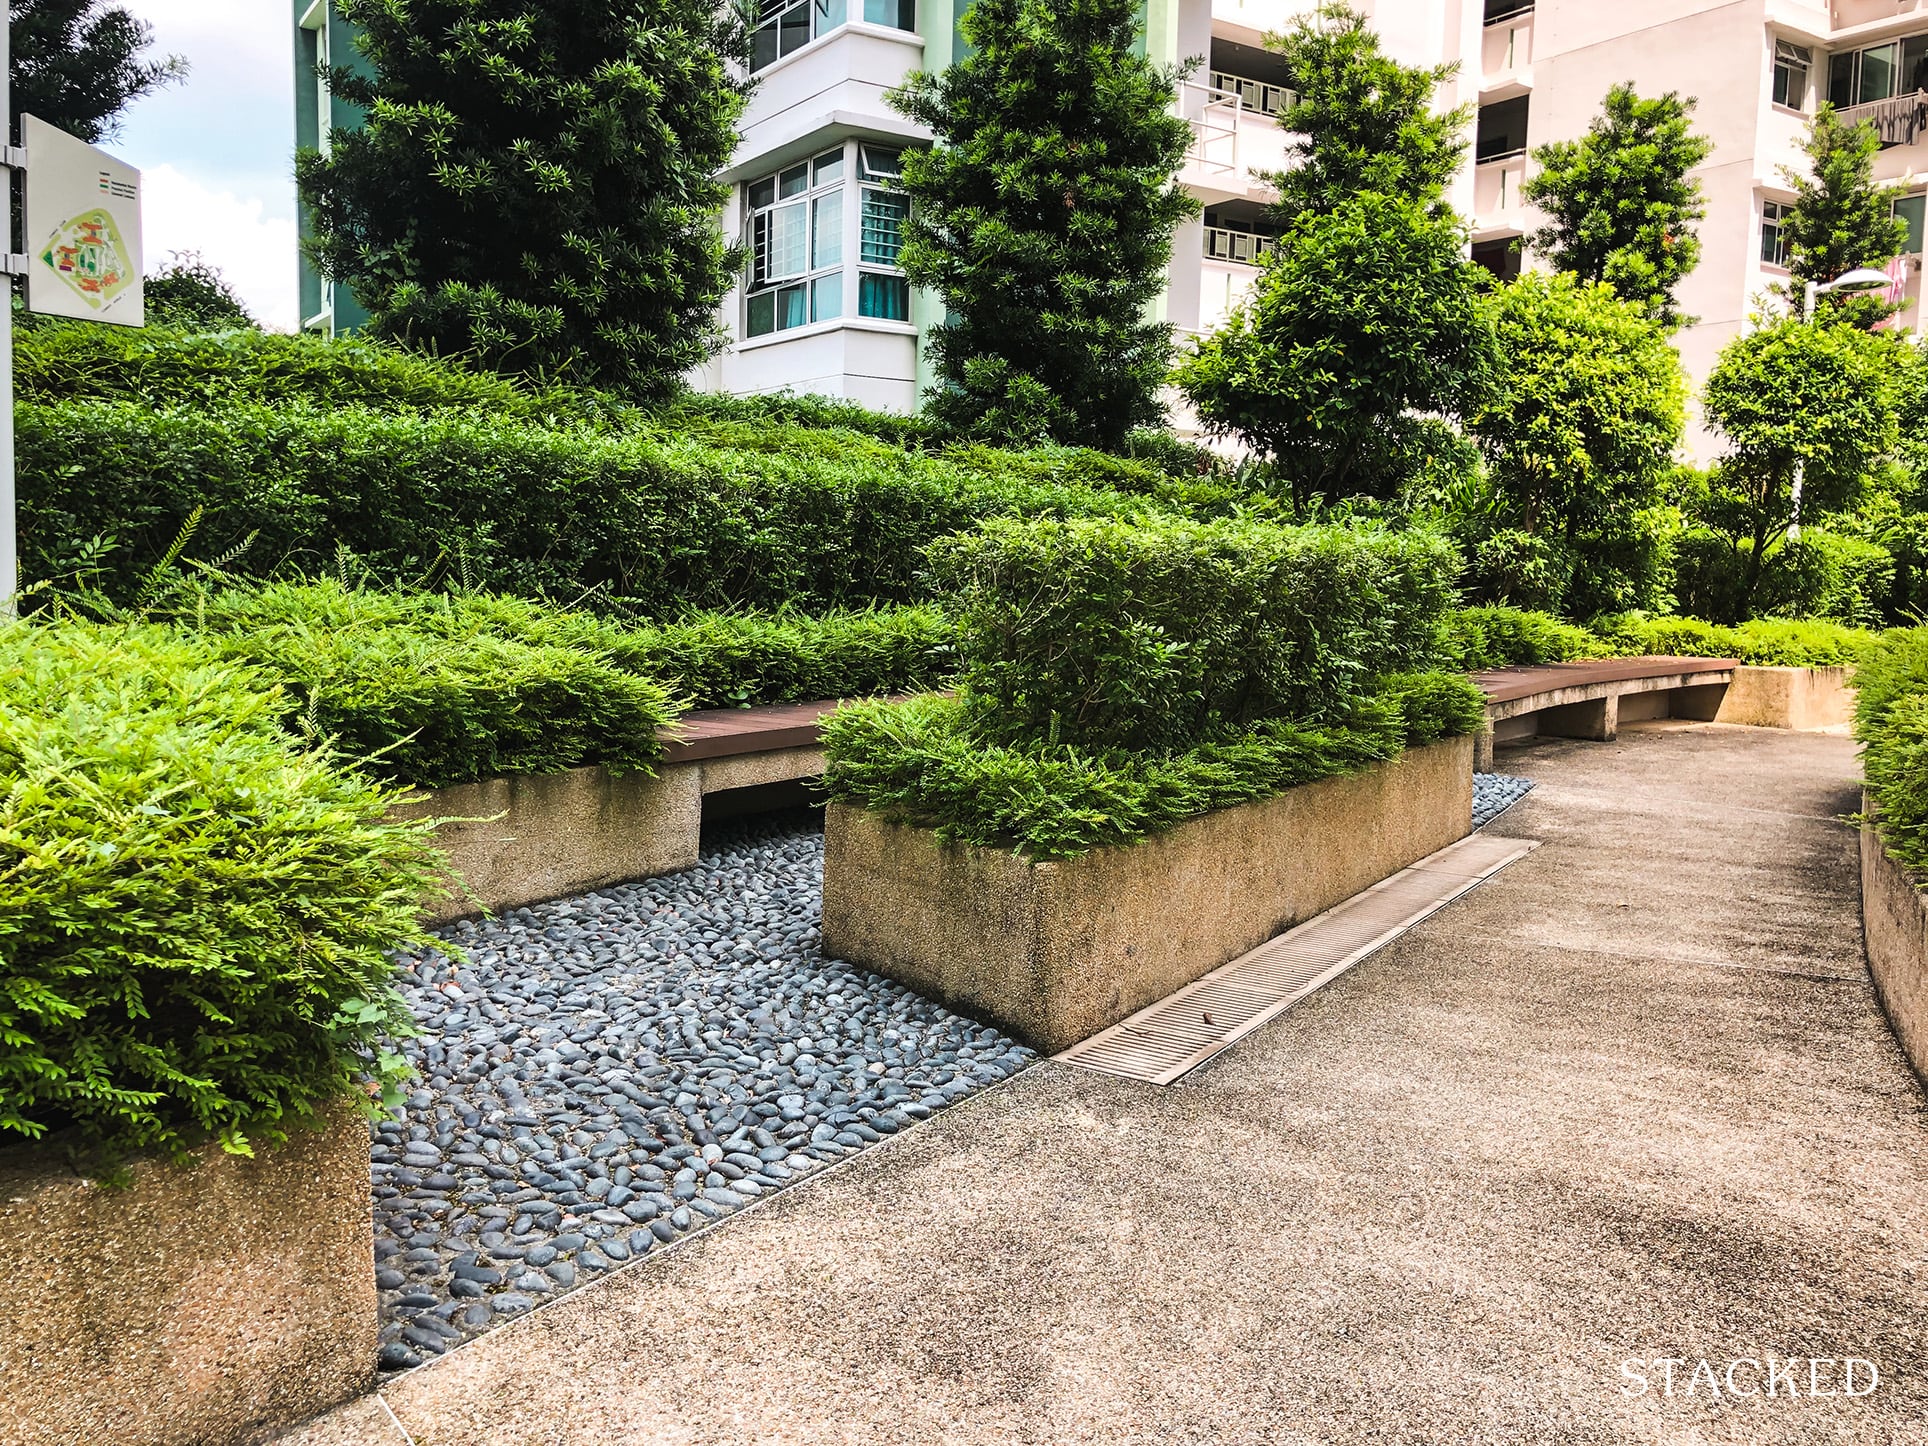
[[822, 735, 1474, 1054], [396, 747, 825, 924], [1715, 665, 1854, 731], [0, 1104, 377, 1446], [1859, 798, 1928, 1085]]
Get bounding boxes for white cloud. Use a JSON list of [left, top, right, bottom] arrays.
[[142, 163, 298, 331]]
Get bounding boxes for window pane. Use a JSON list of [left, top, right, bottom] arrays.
[[813, 190, 843, 268], [779, 163, 809, 198], [1861, 43, 1897, 104], [859, 145, 903, 182], [858, 272, 909, 320], [747, 290, 776, 337], [816, 0, 846, 31], [1905, 35, 1928, 94], [812, 273, 843, 322], [767, 201, 808, 280], [779, 0, 810, 55], [1774, 59, 1805, 109], [861, 187, 910, 263], [1897, 194, 1926, 253], [1830, 51, 1856, 108], [748, 176, 775, 210], [863, 0, 913, 29], [751, 19, 779, 73], [813, 149, 844, 185], [775, 282, 809, 330]]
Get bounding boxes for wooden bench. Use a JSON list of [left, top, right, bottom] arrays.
[[1472, 656, 1740, 770]]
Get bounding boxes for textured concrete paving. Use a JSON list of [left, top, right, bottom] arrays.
[[286, 724, 1928, 1445]]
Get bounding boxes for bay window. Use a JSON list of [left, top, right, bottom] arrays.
[[752, 0, 916, 74], [743, 141, 913, 339]]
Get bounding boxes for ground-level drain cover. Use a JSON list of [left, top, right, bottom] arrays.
[[1054, 832, 1540, 1085]]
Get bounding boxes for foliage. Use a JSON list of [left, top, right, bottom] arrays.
[[10, 0, 187, 141], [821, 676, 1479, 860], [183, 579, 957, 714], [889, 0, 1197, 447], [1672, 524, 1894, 627], [1855, 629, 1928, 877], [924, 514, 1457, 751], [1523, 84, 1712, 326], [1590, 612, 1873, 666], [1259, 0, 1468, 221], [1175, 193, 1495, 505], [296, 0, 746, 398], [141, 253, 257, 331], [1697, 318, 1900, 616], [16, 399, 1269, 613], [1777, 105, 1907, 329], [1437, 605, 1609, 671], [0, 623, 442, 1159]]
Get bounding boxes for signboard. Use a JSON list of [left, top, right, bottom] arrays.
[[21, 113, 143, 326]]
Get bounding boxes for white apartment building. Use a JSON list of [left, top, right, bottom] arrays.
[[690, 0, 1928, 428]]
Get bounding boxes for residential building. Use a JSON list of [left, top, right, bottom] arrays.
[[293, 0, 1928, 432]]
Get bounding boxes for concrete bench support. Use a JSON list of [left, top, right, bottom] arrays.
[[1538, 694, 1617, 742]]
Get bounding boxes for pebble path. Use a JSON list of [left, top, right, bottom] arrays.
[[370, 810, 1036, 1371], [1473, 773, 1534, 829]]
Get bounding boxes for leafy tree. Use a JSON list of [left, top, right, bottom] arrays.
[[143, 251, 256, 330], [1777, 104, 1908, 328], [1524, 84, 1712, 326], [1698, 317, 1899, 615], [1175, 193, 1495, 506], [296, 0, 747, 398], [888, 0, 1196, 448], [9, 0, 186, 142], [1465, 274, 1685, 614], [1260, 0, 1469, 221]]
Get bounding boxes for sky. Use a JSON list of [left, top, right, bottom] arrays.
[[113, 0, 298, 329]]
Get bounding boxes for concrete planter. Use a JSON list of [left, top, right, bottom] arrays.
[[822, 736, 1474, 1053], [396, 748, 825, 924], [1859, 797, 1928, 1085], [0, 1104, 377, 1446], [1714, 665, 1854, 731]]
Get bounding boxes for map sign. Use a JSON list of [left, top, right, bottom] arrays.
[[21, 113, 143, 326]]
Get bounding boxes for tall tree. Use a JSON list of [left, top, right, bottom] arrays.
[[9, 0, 186, 142], [888, 0, 1196, 448], [297, 1, 747, 399], [1778, 104, 1908, 328], [1524, 84, 1712, 327], [1175, 193, 1495, 507], [1260, 0, 1469, 222]]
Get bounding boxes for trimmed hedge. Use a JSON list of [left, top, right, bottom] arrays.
[[0, 623, 443, 1158], [1855, 629, 1928, 877], [822, 675, 1483, 860], [926, 516, 1459, 751], [20, 400, 1263, 612], [1590, 614, 1874, 667], [1438, 605, 1609, 671]]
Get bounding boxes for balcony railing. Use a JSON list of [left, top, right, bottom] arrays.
[[1838, 90, 1928, 148], [1209, 70, 1296, 119], [1204, 227, 1275, 265], [1483, 0, 1535, 23]]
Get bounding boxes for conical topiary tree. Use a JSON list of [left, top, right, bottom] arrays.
[[888, 0, 1198, 448], [296, 0, 747, 398]]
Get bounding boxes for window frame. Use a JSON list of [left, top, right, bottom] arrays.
[[1761, 199, 1792, 270], [1773, 40, 1811, 111], [750, 0, 916, 75], [744, 149, 850, 339], [1896, 192, 1927, 256]]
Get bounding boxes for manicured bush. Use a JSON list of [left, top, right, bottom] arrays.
[[0, 624, 443, 1158], [925, 515, 1459, 750], [19, 400, 1255, 611], [1589, 614, 1874, 667], [185, 580, 956, 714], [1439, 606, 1609, 671], [822, 674, 1481, 860], [1854, 628, 1928, 876]]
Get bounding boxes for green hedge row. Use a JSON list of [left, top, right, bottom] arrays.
[[1855, 629, 1928, 876], [927, 516, 1458, 751], [1440, 604, 1876, 671], [20, 400, 1261, 612], [822, 675, 1484, 860], [0, 623, 441, 1158]]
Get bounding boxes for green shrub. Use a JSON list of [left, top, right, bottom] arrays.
[[1439, 605, 1609, 671], [925, 516, 1459, 750], [181, 580, 956, 714], [1854, 629, 1928, 875], [20, 401, 1250, 612], [822, 675, 1479, 859], [0, 624, 443, 1158], [1589, 613, 1874, 666]]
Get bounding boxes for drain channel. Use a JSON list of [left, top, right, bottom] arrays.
[[1054, 832, 1540, 1085]]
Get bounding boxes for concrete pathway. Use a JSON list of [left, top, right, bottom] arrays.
[[285, 724, 1928, 1445]]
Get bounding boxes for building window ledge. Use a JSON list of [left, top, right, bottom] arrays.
[[734, 316, 917, 352], [1770, 103, 1809, 119], [751, 21, 924, 86]]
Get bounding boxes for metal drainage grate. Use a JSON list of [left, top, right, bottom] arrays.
[[1055, 832, 1540, 1085]]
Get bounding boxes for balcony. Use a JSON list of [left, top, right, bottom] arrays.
[[1209, 70, 1296, 119], [1474, 153, 1528, 233], [1837, 90, 1928, 148], [1481, 6, 1533, 91], [1177, 81, 1290, 203], [1204, 227, 1275, 265]]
